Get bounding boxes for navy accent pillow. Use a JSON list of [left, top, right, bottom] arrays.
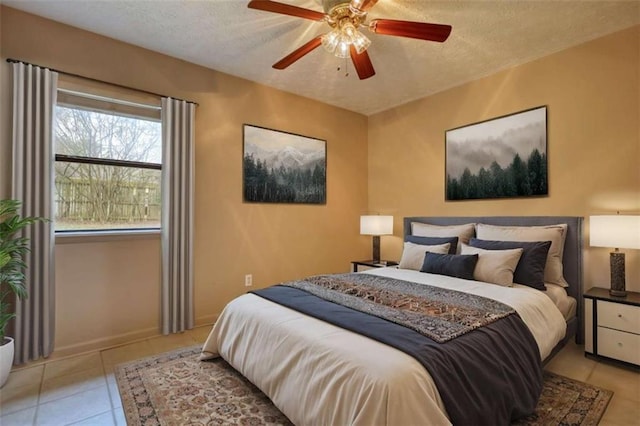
[[420, 252, 478, 280], [405, 235, 458, 254], [468, 238, 552, 290]]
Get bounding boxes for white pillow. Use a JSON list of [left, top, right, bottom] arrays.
[[475, 223, 568, 287], [411, 222, 476, 253], [399, 242, 451, 271], [460, 243, 523, 287]]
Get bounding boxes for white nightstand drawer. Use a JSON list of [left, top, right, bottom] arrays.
[[597, 327, 640, 365], [598, 301, 640, 334]]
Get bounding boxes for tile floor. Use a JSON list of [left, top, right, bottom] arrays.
[[544, 341, 640, 425], [1, 328, 639, 425], [1, 326, 211, 425]]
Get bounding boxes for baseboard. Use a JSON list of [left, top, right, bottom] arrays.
[[51, 326, 162, 360], [195, 314, 217, 327], [11, 314, 220, 369]]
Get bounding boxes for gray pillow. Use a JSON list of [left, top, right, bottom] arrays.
[[475, 224, 567, 287], [405, 235, 458, 254], [420, 252, 478, 280], [399, 242, 452, 271], [468, 238, 552, 290], [460, 243, 523, 287], [411, 222, 475, 254]]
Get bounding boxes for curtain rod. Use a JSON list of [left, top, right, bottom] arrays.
[[6, 58, 199, 106]]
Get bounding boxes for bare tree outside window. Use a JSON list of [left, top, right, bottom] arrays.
[[54, 105, 162, 231]]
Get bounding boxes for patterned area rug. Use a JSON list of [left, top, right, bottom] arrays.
[[115, 345, 613, 426]]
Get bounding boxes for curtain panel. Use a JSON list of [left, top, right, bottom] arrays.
[[161, 98, 195, 334], [11, 63, 58, 364]]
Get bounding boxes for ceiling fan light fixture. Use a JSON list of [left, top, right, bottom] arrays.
[[322, 21, 370, 58], [321, 29, 340, 53], [341, 22, 357, 38], [335, 36, 351, 58], [352, 31, 371, 54]]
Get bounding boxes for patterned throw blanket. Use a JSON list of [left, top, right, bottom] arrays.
[[284, 273, 515, 343]]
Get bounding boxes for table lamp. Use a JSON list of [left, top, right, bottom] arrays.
[[590, 214, 640, 297], [360, 215, 393, 264]]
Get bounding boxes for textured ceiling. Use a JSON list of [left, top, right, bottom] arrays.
[[4, 0, 639, 116]]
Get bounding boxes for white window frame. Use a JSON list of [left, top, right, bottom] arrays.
[[54, 89, 163, 238]]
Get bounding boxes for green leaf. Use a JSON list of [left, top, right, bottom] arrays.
[[0, 198, 45, 340], [0, 252, 9, 269]]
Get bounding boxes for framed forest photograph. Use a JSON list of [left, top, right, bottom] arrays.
[[243, 124, 326, 204], [445, 106, 548, 201]]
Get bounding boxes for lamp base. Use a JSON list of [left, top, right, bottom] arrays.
[[609, 251, 627, 298], [372, 235, 381, 263], [609, 289, 627, 297]]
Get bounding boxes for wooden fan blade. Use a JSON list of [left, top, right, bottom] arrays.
[[350, 46, 375, 80], [369, 19, 452, 42], [273, 36, 323, 69], [350, 0, 379, 12], [248, 0, 325, 21]]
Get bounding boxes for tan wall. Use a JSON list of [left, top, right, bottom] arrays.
[[2, 6, 638, 357], [368, 25, 640, 292], [0, 7, 370, 356]]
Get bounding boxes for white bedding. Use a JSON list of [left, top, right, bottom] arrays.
[[544, 282, 577, 320], [201, 268, 567, 425]]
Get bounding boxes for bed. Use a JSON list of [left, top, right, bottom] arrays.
[[201, 216, 583, 425]]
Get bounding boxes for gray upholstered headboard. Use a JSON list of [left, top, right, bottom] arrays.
[[403, 216, 584, 342]]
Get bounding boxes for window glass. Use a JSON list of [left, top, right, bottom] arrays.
[[54, 163, 161, 231], [56, 106, 161, 163], [54, 100, 162, 232]]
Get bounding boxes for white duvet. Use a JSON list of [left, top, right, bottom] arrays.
[[201, 268, 567, 426]]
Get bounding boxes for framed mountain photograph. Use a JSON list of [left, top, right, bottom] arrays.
[[243, 124, 326, 204], [445, 106, 548, 201]]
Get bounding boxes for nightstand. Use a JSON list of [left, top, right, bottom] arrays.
[[584, 287, 640, 367], [352, 260, 398, 272]]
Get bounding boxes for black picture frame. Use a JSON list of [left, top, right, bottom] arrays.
[[445, 106, 548, 201], [243, 124, 326, 204]]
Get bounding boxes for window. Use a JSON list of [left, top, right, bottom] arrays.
[[54, 90, 162, 232]]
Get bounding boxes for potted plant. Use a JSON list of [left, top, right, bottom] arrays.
[[0, 199, 43, 387]]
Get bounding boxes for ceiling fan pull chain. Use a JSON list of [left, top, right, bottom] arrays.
[[336, 57, 349, 77]]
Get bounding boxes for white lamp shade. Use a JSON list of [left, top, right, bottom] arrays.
[[590, 215, 640, 249], [360, 215, 393, 236]]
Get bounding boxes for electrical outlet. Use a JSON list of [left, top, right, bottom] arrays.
[[244, 274, 253, 287]]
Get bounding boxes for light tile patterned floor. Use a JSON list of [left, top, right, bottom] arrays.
[[1, 326, 638, 425], [544, 341, 640, 425], [1, 326, 210, 425]]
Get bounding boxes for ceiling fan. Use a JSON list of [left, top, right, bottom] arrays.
[[247, 0, 452, 80]]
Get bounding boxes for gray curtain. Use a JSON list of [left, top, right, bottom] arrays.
[[161, 98, 195, 334], [11, 63, 58, 364]]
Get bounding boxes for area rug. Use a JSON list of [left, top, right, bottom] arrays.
[[115, 345, 613, 426]]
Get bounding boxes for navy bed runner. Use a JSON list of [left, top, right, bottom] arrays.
[[252, 281, 542, 426]]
